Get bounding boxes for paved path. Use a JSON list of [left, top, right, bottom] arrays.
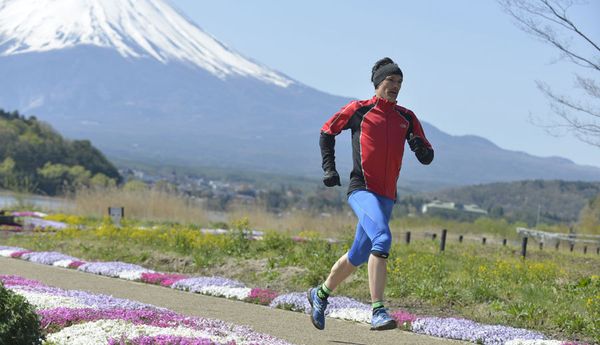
[[0, 257, 468, 345]]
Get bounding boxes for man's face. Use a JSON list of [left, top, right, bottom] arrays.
[[375, 74, 403, 102]]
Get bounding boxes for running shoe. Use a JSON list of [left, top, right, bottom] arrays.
[[370, 308, 397, 331], [307, 287, 328, 330]]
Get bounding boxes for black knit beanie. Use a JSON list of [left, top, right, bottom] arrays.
[[371, 58, 403, 89]]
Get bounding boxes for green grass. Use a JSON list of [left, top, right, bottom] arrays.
[[2, 216, 598, 343]]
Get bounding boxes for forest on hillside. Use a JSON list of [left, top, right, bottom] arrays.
[[428, 180, 600, 226], [0, 109, 121, 195]]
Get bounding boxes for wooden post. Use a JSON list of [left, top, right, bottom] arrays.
[[459, 235, 463, 243], [405, 231, 411, 244], [583, 246, 587, 254], [482, 237, 486, 245], [502, 239, 507, 246], [440, 229, 447, 252], [555, 242, 560, 250], [539, 242, 543, 250], [521, 237, 528, 259]]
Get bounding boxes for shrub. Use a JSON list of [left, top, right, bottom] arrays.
[[0, 282, 43, 345]]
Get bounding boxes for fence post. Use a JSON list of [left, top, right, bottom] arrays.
[[584, 246, 587, 254], [502, 238, 507, 246], [108, 207, 124, 227], [432, 233, 437, 240], [521, 237, 528, 259], [440, 229, 447, 252], [539, 242, 543, 250], [459, 235, 463, 243], [555, 242, 560, 251], [482, 237, 487, 245], [405, 231, 411, 245]]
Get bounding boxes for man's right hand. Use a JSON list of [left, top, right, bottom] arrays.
[[323, 170, 341, 187]]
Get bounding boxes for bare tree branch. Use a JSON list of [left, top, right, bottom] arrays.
[[498, 0, 600, 70], [498, 0, 600, 148]]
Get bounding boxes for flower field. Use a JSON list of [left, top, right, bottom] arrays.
[[0, 273, 294, 345], [0, 243, 594, 345], [1, 212, 598, 343]]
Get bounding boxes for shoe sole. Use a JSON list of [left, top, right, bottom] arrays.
[[307, 288, 324, 330], [370, 320, 397, 331]]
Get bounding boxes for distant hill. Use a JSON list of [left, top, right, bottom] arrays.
[[0, 109, 121, 195], [427, 180, 600, 225], [1, 0, 599, 187]]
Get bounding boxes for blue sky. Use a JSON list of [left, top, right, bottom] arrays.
[[170, 0, 600, 168]]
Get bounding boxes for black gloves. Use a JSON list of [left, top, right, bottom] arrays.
[[323, 170, 341, 187], [408, 135, 434, 165], [408, 135, 426, 153]]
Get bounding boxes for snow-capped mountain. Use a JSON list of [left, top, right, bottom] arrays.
[[0, 0, 291, 86], [0, 0, 598, 187]]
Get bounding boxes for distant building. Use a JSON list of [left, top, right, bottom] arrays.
[[422, 200, 487, 218]]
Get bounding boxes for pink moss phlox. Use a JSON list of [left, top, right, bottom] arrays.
[[0, 275, 46, 288], [108, 335, 225, 345], [10, 250, 33, 258], [246, 288, 279, 305], [67, 261, 86, 269], [141, 272, 188, 287], [390, 310, 418, 328]]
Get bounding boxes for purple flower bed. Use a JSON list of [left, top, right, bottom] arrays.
[[141, 272, 188, 287], [246, 288, 279, 305], [0, 275, 46, 288], [78, 261, 148, 277], [21, 251, 79, 265], [412, 317, 547, 345], [269, 292, 370, 315], [108, 335, 224, 345], [269, 292, 309, 313], [1, 275, 157, 310], [39, 307, 226, 334], [4, 274, 295, 345], [172, 277, 246, 293]]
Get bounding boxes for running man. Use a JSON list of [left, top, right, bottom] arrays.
[[308, 57, 434, 331]]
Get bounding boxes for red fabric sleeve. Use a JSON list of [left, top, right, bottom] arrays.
[[321, 101, 359, 135]]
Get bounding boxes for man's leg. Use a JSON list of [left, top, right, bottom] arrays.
[[367, 196, 394, 304], [309, 255, 356, 330], [324, 253, 357, 291], [348, 191, 397, 330], [308, 203, 371, 330], [368, 253, 387, 303]]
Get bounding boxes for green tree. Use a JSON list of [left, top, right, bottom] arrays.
[[0, 108, 122, 195]]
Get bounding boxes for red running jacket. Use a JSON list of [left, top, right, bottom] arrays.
[[320, 96, 433, 201]]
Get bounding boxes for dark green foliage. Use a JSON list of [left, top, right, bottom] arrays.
[[0, 282, 43, 345], [0, 108, 122, 195]]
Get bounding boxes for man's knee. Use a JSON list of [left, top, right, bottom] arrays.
[[370, 250, 389, 259], [347, 250, 369, 266], [371, 231, 391, 255]]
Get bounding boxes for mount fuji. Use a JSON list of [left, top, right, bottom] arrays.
[[0, 0, 598, 187]]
